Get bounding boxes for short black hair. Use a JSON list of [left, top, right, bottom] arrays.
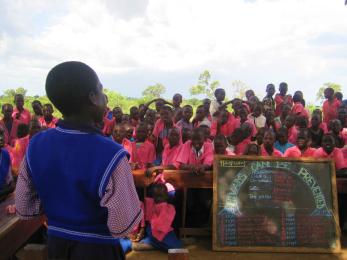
[[45, 61, 99, 116], [43, 103, 53, 109]]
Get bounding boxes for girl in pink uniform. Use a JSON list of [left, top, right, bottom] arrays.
[[260, 129, 283, 157], [162, 128, 181, 168], [284, 129, 316, 158]]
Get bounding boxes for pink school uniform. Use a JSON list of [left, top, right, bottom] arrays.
[[292, 102, 309, 118], [130, 140, 156, 169], [284, 146, 316, 158], [288, 126, 298, 144], [102, 117, 115, 136], [314, 147, 347, 170], [144, 197, 176, 241], [275, 94, 293, 116], [7, 135, 29, 175], [12, 108, 31, 125], [162, 143, 182, 167], [260, 145, 283, 157], [153, 119, 178, 147], [38, 117, 58, 128], [175, 140, 214, 167], [235, 138, 252, 155], [0, 119, 20, 146], [210, 113, 237, 137], [322, 98, 341, 124]]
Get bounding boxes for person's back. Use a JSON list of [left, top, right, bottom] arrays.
[[15, 61, 142, 260]]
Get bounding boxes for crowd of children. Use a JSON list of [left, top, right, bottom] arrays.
[[1, 82, 347, 253]]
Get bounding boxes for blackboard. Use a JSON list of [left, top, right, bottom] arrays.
[[212, 156, 341, 253]]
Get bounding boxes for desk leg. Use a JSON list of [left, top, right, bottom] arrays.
[[181, 188, 187, 239]]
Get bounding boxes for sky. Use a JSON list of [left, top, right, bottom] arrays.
[[0, 0, 347, 104]]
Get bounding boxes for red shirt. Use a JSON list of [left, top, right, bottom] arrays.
[[38, 117, 58, 128], [102, 117, 115, 136], [210, 113, 237, 137], [0, 118, 20, 146], [175, 140, 214, 167], [275, 94, 292, 116], [129, 140, 156, 169], [292, 102, 309, 118], [322, 98, 341, 124], [284, 146, 316, 158], [288, 126, 298, 144], [235, 138, 252, 155], [260, 145, 283, 157], [12, 108, 31, 125], [162, 143, 181, 167], [314, 147, 347, 170], [152, 119, 178, 147], [122, 138, 133, 155], [7, 135, 29, 175]]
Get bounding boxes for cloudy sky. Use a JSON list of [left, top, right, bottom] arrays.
[[0, 0, 346, 104]]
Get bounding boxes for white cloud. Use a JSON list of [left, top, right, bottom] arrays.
[[0, 0, 346, 103]]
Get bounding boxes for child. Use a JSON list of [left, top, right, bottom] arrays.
[[311, 109, 328, 133], [263, 84, 276, 110], [292, 92, 309, 118], [243, 143, 260, 156], [214, 134, 235, 155], [235, 106, 257, 137], [112, 124, 133, 155], [172, 93, 183, 123], [274, 104, 292, 128], [31, 100, 43, 119], [14, 61, 142, 259], [247, 102, 266, 130], [202, 98, 212, 121], [176, 105, 193, 130], [295, 115, 308, 130], [12, 94, 31, 125], [144, 109, 157, 126], [328, 119, 345, 148], [261, 129, 283, 157], [181, 127, 192, 144], [265, 109, 280, 131], [210, 109, 237, 137], [192, 105, 211, 128], [0, 128, 14, 195], [210, 88, 226, 119], [234, 123, 253, 155], [275, 82, 292, 116], [162, 128, 182, 168], [0, 104, 20, 146], [314, 134, 347, 172], [284, 129, 316, 158], [309, 114, 324, 148], [255, 127, 266, 146], [112, 107, 123, 125], [130, 123, 156, 170], [274, 127, 294, 154], [323, 87, 341, 124], [39, 103, 58, 128], [285, 114, 298, 144], [245, 89, 255, 101], [130, 106, 140, 128], [175, 128, 213, 174]]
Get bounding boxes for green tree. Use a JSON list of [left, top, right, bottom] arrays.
[[15, 87, 27, 96], [231, 80, 248, 99], [4, 89, 16, 99], [316, 82, 342, 103], [189, 70, 220, 99], [142, 83, 166, 99]]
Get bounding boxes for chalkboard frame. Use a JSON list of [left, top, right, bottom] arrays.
[[212, 155, 341, 253]]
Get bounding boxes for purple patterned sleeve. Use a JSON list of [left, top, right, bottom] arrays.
[[100, 156, 143, 237], [15, 158, 43, 219]]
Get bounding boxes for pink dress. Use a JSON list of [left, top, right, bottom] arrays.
[[162, 143, 181, 167], [0, 119, 20, 146], [275, 94, 293, 116], [260, 145, 283, 157], [284, 146, 316, 158], [175, 140, 214, 167], [38, 117, 58, 128], [7, 135, 29, 174], [130, 140, 156, 169], [292, 102, 309, 118], [322, 98, 341, 124], [314, 147, 347, 170], [12, 108, 31, 125]]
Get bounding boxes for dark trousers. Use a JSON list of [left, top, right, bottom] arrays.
[[47, 235, 125, 260]]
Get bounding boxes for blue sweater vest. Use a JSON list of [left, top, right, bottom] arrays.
[[26, 125, 128, 244], [0, 148, 10, 189]]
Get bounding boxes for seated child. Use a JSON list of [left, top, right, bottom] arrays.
[[284, 114, 298, 144], [265, 109, 280, 131], [192, 105, 211, 128], [235, 106, 257, 137], [314, 134, 347, 173], [274, 127, 294, 154], [247, 102, 266, 130], [199, 124, 212, 142], [176, 105, 193, 130], [328, 119, 345, 148], [243, 143, 261, 156], [210, 109, 237, 137], [311, 109, 328, 133], [292, 93, 309, 118], [284, 129, 316, 158], [112, 124, 133, 155], [214, 134, 235, 155], [0, 128, 14, 196], [255, 127, 266, 146], [175, 128, 213, 175], [130, 123, 156, 170], [162, 128, 182, 168], [181, 127, 192, 144], [309, 113, 324, 148], [261, 129, 283, 157], [235, 123, 253, 155]]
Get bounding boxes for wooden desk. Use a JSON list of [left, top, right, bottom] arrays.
[[0, 194, 44, 259]]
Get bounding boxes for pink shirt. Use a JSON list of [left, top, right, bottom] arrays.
[[284, 146, 316, 158], [0, 119, 20, 146], [292, 102, 309, 118], [314, 147, 347, 170], [12, 108, 31, 125], [323, 98, 341, 124], [122, 138, 133, 155], [236, 138, 252, 155], [210, 112, 237, 137], [275, 94, 293, 116], [102, 117, 115, 136], [288, 126, 298, 144], [144, 198, 175, 241], [130, 140, 156, 169], [38, 117, 58, 128], [175, 140, 214, 167], [7, 135, 30, 174], [260, 145, 283, 157], [162, 143, 181, 167], [152, 119, 178, 147]]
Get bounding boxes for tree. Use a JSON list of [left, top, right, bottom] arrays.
[[15, 87, 27, 96], [4, 89, 16, 99], [316, 82, 342, 103], [231, 80, 248, 99], [142, 83, 166, 98], [189, 70, 220, 99]]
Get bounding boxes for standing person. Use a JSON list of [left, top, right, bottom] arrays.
[[38, 104, 58, 128], [172, 93, 183, 123], [263, 84, 276, 110], [202, 98, 212, 121], [12, 94, 31, 125], [15, 61, 142, 259], [31, 100, 43, 119], [176, 105, 193, 131], [275, 82, 292, 116], [210, 88, 226, 119], [323, 87, 341, 124], [0, 104, 20, 146]]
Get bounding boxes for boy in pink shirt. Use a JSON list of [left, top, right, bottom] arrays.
[[314, 134, 347, 173], [322, 88, 341, 124], [162, 128, 181, 168], [328, 119, 346, 148], [284, 129, 316, 158], [38, 103, 58, 128], [0, 104, 20, 146], [285, 114, 298, 144], [210, 110, 237, 137], [274, 82, 292, 116], [175, 128, 213, 174], [12, 94, 31, 125], [112, 124, 134, 156], [130, 123, 156, 170], [260, 129, 283, 157], [214, 134, 235, 155], [292, 93, 309, 118]]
